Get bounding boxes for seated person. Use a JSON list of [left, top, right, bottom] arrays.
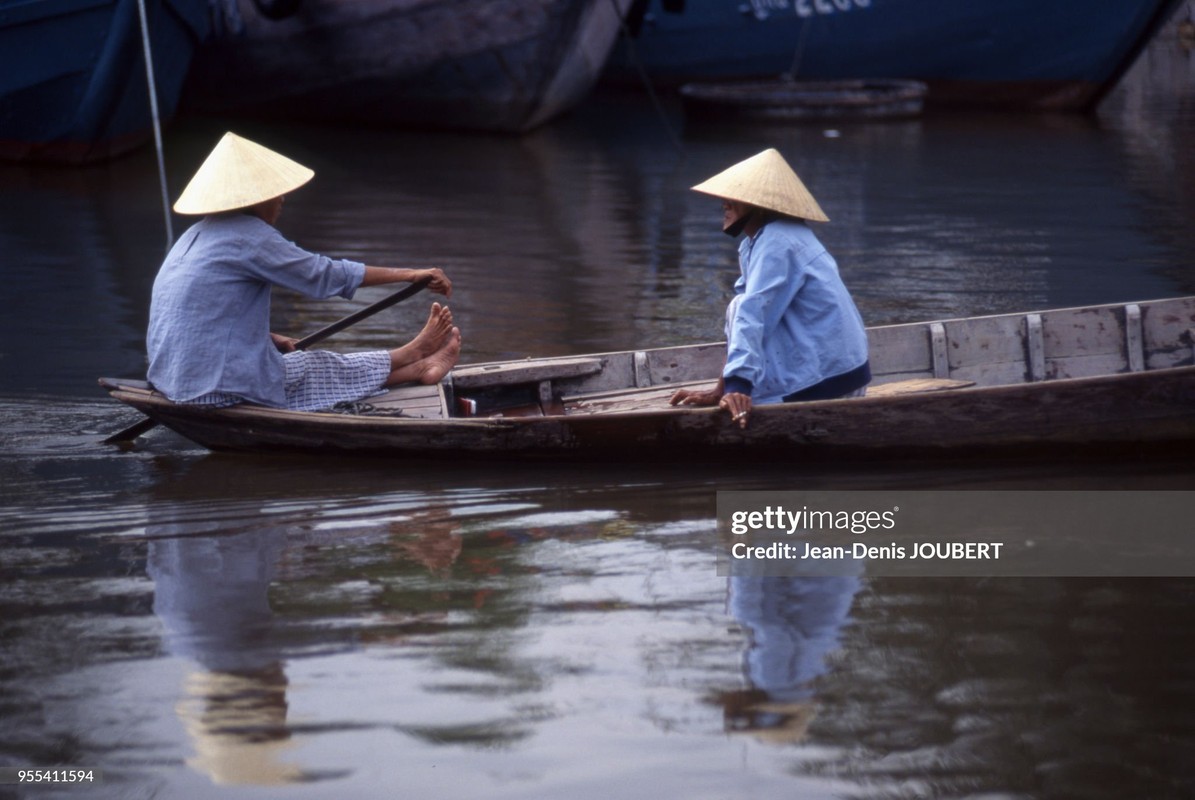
[[147, 132, 459, 412], [671, 148, 869, 428]]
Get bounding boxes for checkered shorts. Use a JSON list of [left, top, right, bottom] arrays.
[[186, 350, 391, 411]]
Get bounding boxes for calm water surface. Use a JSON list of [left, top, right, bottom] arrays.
[[2, 31, 1195, 800]]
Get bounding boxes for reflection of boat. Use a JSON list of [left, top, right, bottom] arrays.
[[680, 78, 928, 123], [607, 0, 1185, 112], [0, 0, 211, 163], [102, 296, 1195, 459], [182, 0, 635, 133]]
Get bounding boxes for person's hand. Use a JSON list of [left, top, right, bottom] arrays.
[[670, 387, 722, 407], [270, 332, 299, 353], [719, 392, 753, 429], [419, 268, 452, 298]]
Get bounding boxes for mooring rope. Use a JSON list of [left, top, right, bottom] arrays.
[[608, 0, 682, 151], [135, 0, 175, 251]]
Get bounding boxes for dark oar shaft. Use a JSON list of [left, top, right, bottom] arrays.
[[102, 278, 433, 444], [293, 277, 431, 350]]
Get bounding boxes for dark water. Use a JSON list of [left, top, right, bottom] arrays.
[[2, 25, 1195, 799]]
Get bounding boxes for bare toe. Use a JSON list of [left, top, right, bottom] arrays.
[[418, 328, 461, 385]]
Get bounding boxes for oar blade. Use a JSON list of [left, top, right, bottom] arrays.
[[102, 416, 159, 444]]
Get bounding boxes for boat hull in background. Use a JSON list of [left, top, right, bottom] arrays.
[[606, 0, 1185, 111], [0, 0, 210, 163], [182, 0, 634, 133]]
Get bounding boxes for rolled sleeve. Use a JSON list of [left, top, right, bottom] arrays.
[[248, 230, 366, 300]]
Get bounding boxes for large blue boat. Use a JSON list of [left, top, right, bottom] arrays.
[[0, 0, 210, 163], [607, 0, 1185, 111]]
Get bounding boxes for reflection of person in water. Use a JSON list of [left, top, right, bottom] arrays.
[[148, 527, 302, 785], [721, 575, 861, 744]]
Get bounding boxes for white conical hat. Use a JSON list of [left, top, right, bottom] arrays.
[[691, 148, 828, 223], [173, 132, 314, 215]]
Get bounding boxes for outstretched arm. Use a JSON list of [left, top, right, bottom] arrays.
[[362, 266, 452, 297]]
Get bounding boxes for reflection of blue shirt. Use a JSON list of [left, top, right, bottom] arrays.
[[730, 576, 860, 701], [148, 528, 286, 674], [723, 220, 868, 404], [147, 214, 365, 407]]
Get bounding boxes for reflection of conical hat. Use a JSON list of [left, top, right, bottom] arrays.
[[174, 132, 314, 215], [179, 668, 303, 786], [692, 148, 828, 223]]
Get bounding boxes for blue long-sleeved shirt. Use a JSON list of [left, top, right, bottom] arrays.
[[147, 214, 365, 407], [722, 219, 868, 404]]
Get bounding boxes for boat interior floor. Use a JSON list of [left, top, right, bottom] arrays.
[[100, 374, 977, 423], [366, 376, 977, 420]]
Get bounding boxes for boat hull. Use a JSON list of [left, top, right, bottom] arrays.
[[182, 0, 633, 132], [105, 365, 1195, 461], [101, 296, 1195, 463], [0, 0, 210, 163], [606, 0, 1185, 112]]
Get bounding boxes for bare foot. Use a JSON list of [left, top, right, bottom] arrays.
[[386, 328, 461, 386], [412, 303, 454, 357], [418, 328, 461, 384], [390, 303, 453, 368]]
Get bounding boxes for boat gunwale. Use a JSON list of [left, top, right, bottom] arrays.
[[103, 362, 1195, 427]]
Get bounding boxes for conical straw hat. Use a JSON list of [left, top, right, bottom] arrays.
[[691, 148, 828, 223], [173, 132, 314, 215]]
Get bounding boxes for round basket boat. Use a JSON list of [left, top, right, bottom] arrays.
[[680, 78, 928, 123]]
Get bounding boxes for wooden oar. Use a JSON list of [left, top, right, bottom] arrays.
[[102, 277, 433, 444]]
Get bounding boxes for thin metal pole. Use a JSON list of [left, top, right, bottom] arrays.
[[135, 0, 174, 251]]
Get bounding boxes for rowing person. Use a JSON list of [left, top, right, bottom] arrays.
[[670, 148, 870, 429], [147, 132, 460, 412]]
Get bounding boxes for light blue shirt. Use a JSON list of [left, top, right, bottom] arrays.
[[147, 214, 365, 407], [724, 219, 868, 404]]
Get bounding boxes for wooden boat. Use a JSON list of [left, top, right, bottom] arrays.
[[180, 0, 635, 133], [679, 78, 928, 123], [0, 0, 211, 163], [101, 296, 1195, 460]]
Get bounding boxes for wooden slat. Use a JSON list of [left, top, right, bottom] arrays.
[[367, 384, 448, 419], [1026, 314, 1045, 382], [564, 378, 710, 404], [1142, 298, 1195, 369], [942, 315, 1028, 385], [633, 351, 651, 387], [930, 322, 949, 379], [567, 376, 975, 413], [642, 343, 726, 386], [1125, 304, 1144, 373], [866, 378, 975, 397], [564, 384, 697, 415], [452, 357, 604, 389], [1038, 306, 1126, 379], [867, 324, 933, 379]]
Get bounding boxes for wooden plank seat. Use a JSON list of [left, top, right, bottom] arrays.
[[451, 356, 604, 389]]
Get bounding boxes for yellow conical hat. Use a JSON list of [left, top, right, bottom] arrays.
[[173, 132, 314, 215], [691, 148, 828, 223]]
